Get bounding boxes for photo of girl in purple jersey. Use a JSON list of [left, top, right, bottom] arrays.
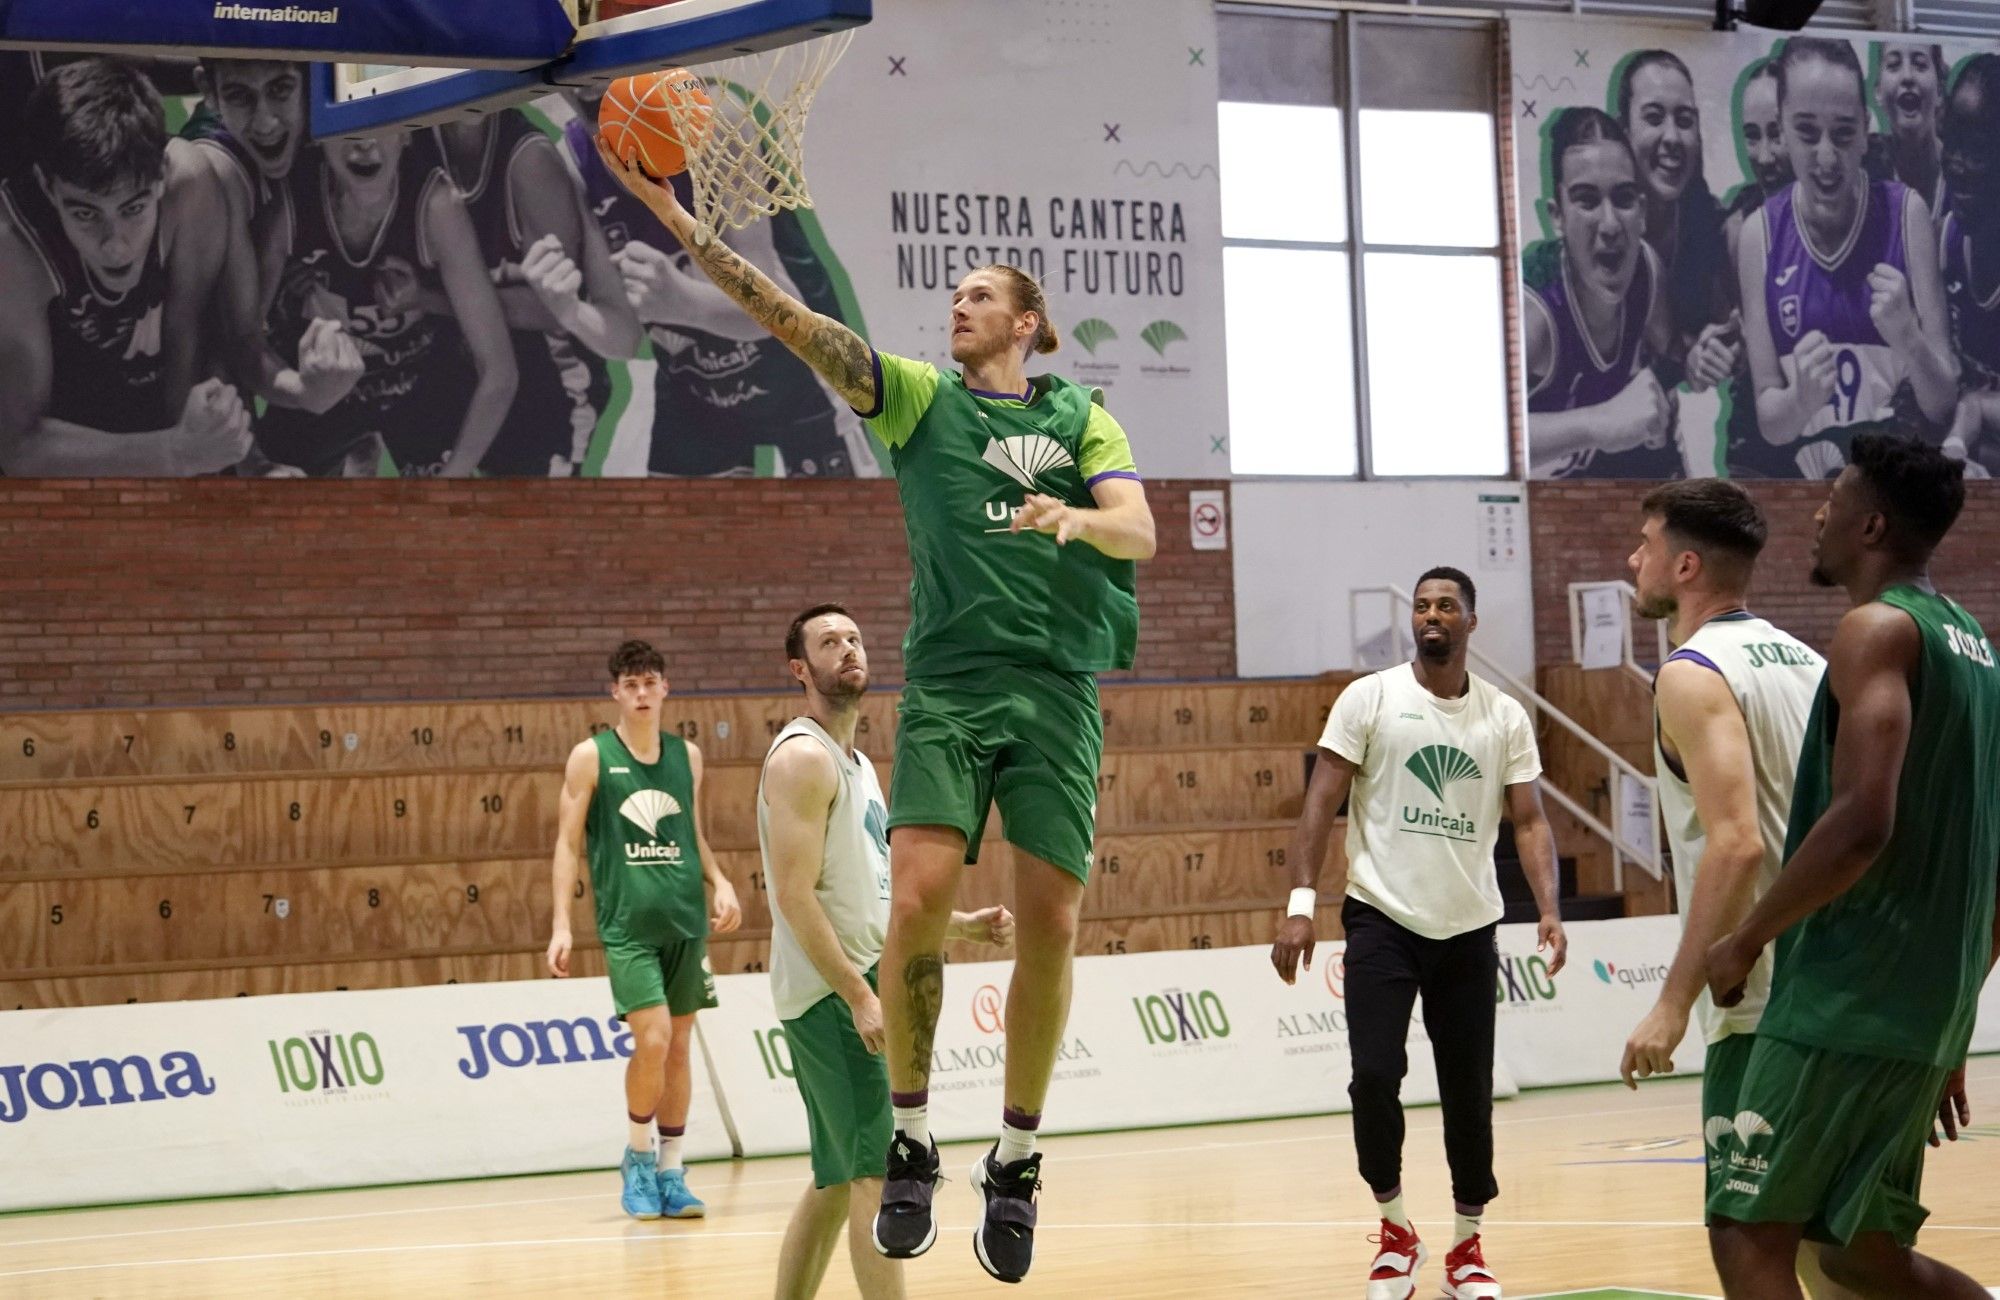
[[1615, 50, 1742, 395], [1938, 53, 2000, 479], [1524, 108, 1680, 479], [1734, 37, 1957, 480], [1868, 41, 1949, 220], [1722, 58, 1792, 261]]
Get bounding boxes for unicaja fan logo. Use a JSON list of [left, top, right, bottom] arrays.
[[620, 789, 685, 864], [971, 984, 1006, 1036], [1405, 745, 1482, 799], [981, 435, 1075, 492], [213, 3, 341, 21]]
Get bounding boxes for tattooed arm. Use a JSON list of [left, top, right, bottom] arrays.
[[593, 139, 878, 413]]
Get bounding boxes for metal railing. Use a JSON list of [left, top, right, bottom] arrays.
[[1348, 584, 1663, 890]]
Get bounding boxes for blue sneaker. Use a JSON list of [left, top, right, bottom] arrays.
[[620, 1147, 663, 1219], [657, 1166, 706, 1219]]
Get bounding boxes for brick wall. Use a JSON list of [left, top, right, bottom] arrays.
[[1529, 480, 2000, 663], [0, 479, 1236, 709]]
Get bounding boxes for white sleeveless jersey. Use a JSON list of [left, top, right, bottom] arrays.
[[1654, 613, 1823, 1043], [759, 718, 893, 1021]]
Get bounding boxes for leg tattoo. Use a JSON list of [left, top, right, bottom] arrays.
[[904, 954, 944, 1090]]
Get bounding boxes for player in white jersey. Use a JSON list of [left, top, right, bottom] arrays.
[[1617, 479, 1856, 1299], [761, 604, 1013, 1299], [1271, 566, 1568, 1300]]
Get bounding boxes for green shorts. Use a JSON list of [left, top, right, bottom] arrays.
[[604, 933, 719, 1018], [784, 965, 891, 1189], [1703, 1033, 1946, 1247], [890, 665, 1103, 883]]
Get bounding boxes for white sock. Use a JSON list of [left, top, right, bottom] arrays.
[[1454, 1209, 1482, 1245], [1377, 1192, 1410, 1230], [892, 1102, 929, 1145], [996, 1119, 1038, 1166], [626, 1117, 654, 1154], [656, 1130, 685, 1171]]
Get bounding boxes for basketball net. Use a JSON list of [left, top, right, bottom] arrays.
[[667, 29, 854, 244]]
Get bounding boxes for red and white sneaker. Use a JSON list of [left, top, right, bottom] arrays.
[[1366, 1219, 1428, 1300], [1440, 1233, 1502, 1299]]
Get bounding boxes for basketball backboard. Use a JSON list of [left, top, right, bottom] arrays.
[[311, 0, 870, 139], [0, 0, 577, 68]]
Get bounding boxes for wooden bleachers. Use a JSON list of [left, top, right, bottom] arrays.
[[0, 679, 1350, 1008]]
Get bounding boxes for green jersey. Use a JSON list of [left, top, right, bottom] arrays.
[[1761, 585, 2000, 1067], [864, 352, 1140, 678], [586, 729, 708, 945]]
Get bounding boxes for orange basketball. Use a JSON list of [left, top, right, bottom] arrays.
[[598, 67, 713, 179]]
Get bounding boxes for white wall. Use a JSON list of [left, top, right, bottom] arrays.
[[1232, 480, 1535, 682]]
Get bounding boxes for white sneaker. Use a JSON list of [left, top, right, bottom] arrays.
[[1367, 1218, 1428, 1300]]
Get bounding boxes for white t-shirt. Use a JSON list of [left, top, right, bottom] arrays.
[[1321, 662, 1542, 940]]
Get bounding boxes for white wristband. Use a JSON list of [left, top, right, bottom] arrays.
[[1287, 887, 1317, 919]]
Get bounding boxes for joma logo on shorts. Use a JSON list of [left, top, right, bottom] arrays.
[[1725, 1177, 1762, 1196]]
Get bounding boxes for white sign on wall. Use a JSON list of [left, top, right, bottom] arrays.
[[806, 0, 1228, 477]]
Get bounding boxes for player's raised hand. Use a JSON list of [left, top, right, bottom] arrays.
[[1793, 329, 1840, 413], [595, 133, 687, 219], [710, 875, 742, 933], [546, 926, 573, 978], [174, 378, 254, 474], [1270, 915, 1316, 985], [522, 233, 585, 324], [294, 318, 365, 415], [1011, 493, 1082, 544], [1867, 262, 1919, 348]]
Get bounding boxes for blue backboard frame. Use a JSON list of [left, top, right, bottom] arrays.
[[311, 0, 870, 139], [0, 0, 575, 68]]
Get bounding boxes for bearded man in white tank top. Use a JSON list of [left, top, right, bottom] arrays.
[[760, 604, 1015, 1300], [1618, 479, 1856, 1299]]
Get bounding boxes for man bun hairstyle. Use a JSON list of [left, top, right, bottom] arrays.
[[982, 264, 1060, 355]]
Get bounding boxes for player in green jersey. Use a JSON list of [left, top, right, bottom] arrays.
[[1704, 434, 1999, 1298], [597, 145, 1156, 1282], [546, 640, 743, 1222]]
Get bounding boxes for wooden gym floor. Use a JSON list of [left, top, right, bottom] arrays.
[[3, 1064, 1998, 1298]]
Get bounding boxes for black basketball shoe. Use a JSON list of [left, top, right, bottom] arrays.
[[970, 1144, 1042, 1283], [872, 1131, 942, 1258]]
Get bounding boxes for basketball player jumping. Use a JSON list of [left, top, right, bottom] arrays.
[[597, 139, 1155, 1282], [546, 640, 743, 1221], [761, 603, 1013, 1300], [1704, 435, 1999, 1298]]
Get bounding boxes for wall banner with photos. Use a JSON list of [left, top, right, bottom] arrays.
[[0, 0, 1224, 479], [1512, 17, 2000, 482]]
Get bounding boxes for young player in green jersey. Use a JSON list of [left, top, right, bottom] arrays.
[[597, 143, 1156, 1282], [546, 640, 743, 1221], [1704, 435, 2000, 1298]]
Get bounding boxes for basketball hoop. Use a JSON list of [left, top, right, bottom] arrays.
[[663, 28, 855, 244]]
